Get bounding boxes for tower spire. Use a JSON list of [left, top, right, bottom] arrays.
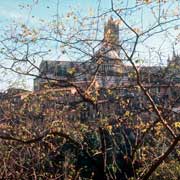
[[104, 17, 120, 55]]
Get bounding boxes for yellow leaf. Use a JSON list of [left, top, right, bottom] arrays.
[[174, 122, 180, 128], [144, 0, 151, 3], [133, 27, 141, 34], [106, 125, 112, 133], [114, 19, 122, 26], [67, 67, 76, 75], [88, 8, 94, 16], [125, 111, 130, 117], [107, 89, 112, 95]]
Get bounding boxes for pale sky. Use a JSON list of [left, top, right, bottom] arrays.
[[0, 0, 179, 91]]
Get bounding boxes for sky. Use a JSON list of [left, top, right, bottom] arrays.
[[0, 0, 109, 24], [0, 0, 179, 91], [0, 0, 108, 91]]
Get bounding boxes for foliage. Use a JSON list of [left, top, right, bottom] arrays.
[[0, 0, 180, 179]]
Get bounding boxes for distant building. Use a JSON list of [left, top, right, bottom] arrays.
[[32, 17, 180, 121], [0, 18, 179, 128], [34, 17, 126, 91]]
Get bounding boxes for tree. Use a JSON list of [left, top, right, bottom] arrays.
[[0, 0, 180, 179]]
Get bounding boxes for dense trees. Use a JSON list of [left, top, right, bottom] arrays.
[[0, 0, 180, 179]]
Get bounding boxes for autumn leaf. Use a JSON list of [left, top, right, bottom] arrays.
[[174, 122, 180, 128], [67, 67, 76, 75]]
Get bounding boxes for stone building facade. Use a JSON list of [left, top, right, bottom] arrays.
[[34, 17, 125, 91], [32, 17, 180, 122]]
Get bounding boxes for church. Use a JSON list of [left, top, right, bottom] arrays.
[[34, 17, 127, 91], [32, 17, 180, 122]]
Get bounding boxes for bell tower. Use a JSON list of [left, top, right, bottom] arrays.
[[104, 17, 120, 55]]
